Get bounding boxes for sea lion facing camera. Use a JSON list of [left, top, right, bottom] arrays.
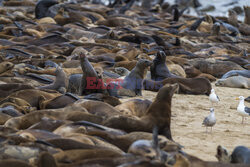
[[104, 84, 179, 140], [108, 59, 152, 97], [151, 51, 179, 81]]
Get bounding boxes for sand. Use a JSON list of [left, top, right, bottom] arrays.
[[121, 83, 250, 161]]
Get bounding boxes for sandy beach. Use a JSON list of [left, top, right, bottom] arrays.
[[122, 83, 250, 161]]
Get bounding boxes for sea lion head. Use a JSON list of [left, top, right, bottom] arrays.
[[128, 139, 157, 160], [215, 79, 225, 86], [216, 145, 231, 162], [156, 83, 179, 101], [155, 51, 166, 62], [137, 59, 153, 69], [0, 62, 14, 73]]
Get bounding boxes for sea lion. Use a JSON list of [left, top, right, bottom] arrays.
[[114, 60, 137, 71], [0, 61, 14, 74], [221, 70, 250, 79], [151, 51, 179, 81], [185, 66, 216, 82], [115, 67, 130, 77], [244, 6, 250, 25], [0, 89, 61, 109], [35, 0, 58, 19], [104, 84, 179, 140], [216, 145, 250, 164], [143, 77, 212, 95], [38, 66, 68, 93], [115, 99, 152, 117], [0, 84, 34, 100], [79, 52, 104, 95], [108, 59, 152, 97], [0, 159, 32, 167], [189, 58, 244, 78], [39, 93, 79, 109], [215, 76, 250, 89]]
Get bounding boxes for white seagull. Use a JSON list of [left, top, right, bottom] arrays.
[[202, 108, 216, 133], [236, 96, 250, 124], [209, 89, 220, 107]]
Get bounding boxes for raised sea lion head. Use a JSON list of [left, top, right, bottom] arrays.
[[216, 145, 230, 162], [137, 59, 153, 69], [156, 83, 179, 101]]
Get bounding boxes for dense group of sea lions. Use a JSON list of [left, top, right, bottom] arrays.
[[0, 0, 249, 166]]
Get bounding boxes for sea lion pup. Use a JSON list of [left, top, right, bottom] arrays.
[[39, 92, 79, 109], [0, 83, 34, 100], [151, 51, 179, 81], [215, 76, 250, 89], [108, 59, 152, 97], [38, 66, 68, 94], [216, 145, 250, 164], [143, 77, 211, 95], [35, 0, 58, 19], [79, 52, 104, 95], [104, 84, 179, 140], [115, 99, 152, 117], [221, 70, 250, 79]]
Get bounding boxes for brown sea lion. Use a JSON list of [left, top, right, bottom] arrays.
[[0, 84, 34, 100], [115, 99, 152, 117], [0, 89, 61, 109], [114, 60, 137, 71], [104, 84, 179, 140], [36, 152, 57, 167], [189, 59, 244, 78], [0, 61, 14, 74], [151, 51, 179, 81], [0, 159, 32, 167], [143, 77, 211, 95], [53, 148, 123, 164], [84, 93, 121, 107], [185, 66, 216, 82], [244, 6, 250, 25]]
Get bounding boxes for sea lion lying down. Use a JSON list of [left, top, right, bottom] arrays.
[[143, 77, 212, 95], [215, 76, 250, 89]]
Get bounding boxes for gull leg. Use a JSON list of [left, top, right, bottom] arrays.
[[211, 127, 212, 133], [242, 116, 244, 124], [206, 127, 208, 133]]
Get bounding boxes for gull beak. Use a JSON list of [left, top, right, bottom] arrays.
[[235, 97, 239, 100]]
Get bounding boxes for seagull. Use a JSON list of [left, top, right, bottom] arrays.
[[236, 96, 250, 124], [209, 89, 220, 107], [202, 108, 216, 133]]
